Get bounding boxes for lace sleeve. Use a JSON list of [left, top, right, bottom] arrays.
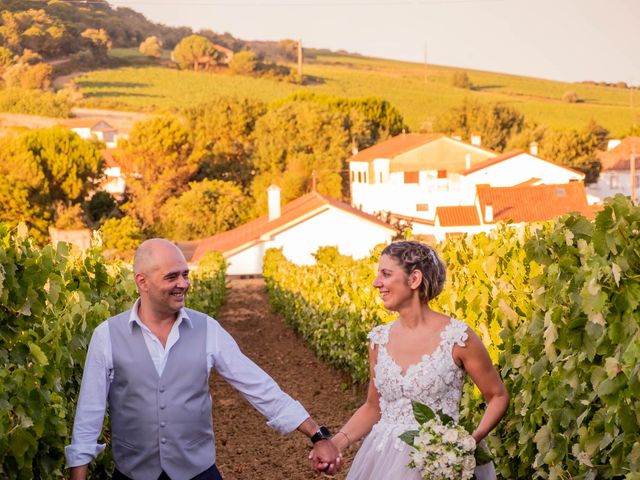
[[367, 323, 391, 349], [442, 318, 469, 349]]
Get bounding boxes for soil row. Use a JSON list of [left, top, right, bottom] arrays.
[[209, 278, 365, 480]]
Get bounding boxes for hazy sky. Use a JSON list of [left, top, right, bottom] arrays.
[[111, 0, 638, 84]]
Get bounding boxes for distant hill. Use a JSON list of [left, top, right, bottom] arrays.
[[2, 1, 638, 135], [73, 48, 640, 136]]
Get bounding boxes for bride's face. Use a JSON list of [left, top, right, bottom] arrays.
[[373, 254, 412, 311]]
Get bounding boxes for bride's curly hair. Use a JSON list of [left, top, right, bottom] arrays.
[[381, 240, 446, 303]]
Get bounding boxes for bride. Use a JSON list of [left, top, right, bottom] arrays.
[[312, 240, 509, 479]]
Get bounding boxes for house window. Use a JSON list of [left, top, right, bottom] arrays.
[[416, 204, 429, 212], [404, 171, 419, 184], [351, 171, 355, 182], [379, 172, 383, 183], [437, 170, 447, 179], [358, 171, 362, 183], [609, 175, 619, 189]]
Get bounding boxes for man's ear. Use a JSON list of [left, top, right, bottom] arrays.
[[135, 272, 147, 292], [408, 269, 423, 291]]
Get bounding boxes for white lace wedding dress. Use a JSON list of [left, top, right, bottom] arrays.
[[346, 317, 497, 480]]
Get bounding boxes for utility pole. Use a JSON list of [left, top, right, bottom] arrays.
[[631, 146, 637, 204], [297, 39, 303, 84], [424, 42, 428, 84]]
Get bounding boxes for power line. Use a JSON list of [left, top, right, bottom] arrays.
[[103, 0, 511, 6]]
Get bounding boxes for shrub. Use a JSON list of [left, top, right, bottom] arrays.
[[452, 71, 472, 89]]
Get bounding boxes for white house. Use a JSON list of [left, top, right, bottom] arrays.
[[100, 148, 126, 198], [414, 182, 598, 241], [348, 134, 588, 222], [349, 133, 498, 220], [62, 118, 119, 148], [587, 137, 640, 202], [461, 150, 585, 188], [190, 186, 396, 275]]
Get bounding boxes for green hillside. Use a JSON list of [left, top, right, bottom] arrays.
[[74, 48, 639, 136]]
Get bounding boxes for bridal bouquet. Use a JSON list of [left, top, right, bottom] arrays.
[[399, 401, 491, 480]]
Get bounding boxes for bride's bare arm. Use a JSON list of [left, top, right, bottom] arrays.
[[455, 328, 509, 443], [329, 344, 382, 452]]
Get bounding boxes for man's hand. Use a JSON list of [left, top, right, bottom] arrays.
[[69, 465, 89, 480], [309, 439, 342, 476]]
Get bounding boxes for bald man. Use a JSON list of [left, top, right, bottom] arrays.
[[65, 239, 340, 480]]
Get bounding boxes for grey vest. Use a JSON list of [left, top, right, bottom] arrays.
[[108, 308, 215, 480]]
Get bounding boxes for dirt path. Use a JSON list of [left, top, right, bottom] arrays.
[[209, 278, 364, 480]]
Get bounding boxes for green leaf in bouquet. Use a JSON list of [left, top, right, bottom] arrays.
[[399, 429, 419, 446], [411, 400, 435, 424], [439, 412, 455, 425], [474, 443, 493, 466]]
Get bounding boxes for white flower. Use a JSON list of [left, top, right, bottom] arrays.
[[442, 429, 459, 443], [460, 435, 476, 451]]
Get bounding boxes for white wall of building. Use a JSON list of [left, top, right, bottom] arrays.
[[224, 207, 394, 275], [463, 154, 583, 186], [587, 170, 640, 202], [226, 242, 269, 276], [351, 152, 585, 221]]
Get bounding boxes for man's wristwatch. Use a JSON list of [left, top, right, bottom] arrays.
[[310, 426, 332, 444]]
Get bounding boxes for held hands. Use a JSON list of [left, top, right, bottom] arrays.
[[309, 438, 342, 476]]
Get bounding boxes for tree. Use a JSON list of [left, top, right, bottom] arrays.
[[2, 61, 52, 90], [81, 28, 111, 63], [86, 191, 119, 227], [53, 202, 86, 229], [172, 34, 218, 70], [433, 99, 525, 152], [119, 116, 197, 232], [184, 96, 266, 189], [139, 35, 162, 58], [229, 50, 257, 75], [98, 216, 143, 257], [452, 71, 472, 89], [277, 39, 298, 62], [0, 127, 103, 238], [538, 121, 608, 184], [159, 179, 251, 240], [251, 101, 349, 211], [0, 46, 14, 73], [562, 91, 579, 103], [280, 92, 407, 151]]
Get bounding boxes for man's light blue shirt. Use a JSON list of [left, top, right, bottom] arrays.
[[65, 300, 309, 467]]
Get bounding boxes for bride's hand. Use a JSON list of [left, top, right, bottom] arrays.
[[309, 439, 342, 475]]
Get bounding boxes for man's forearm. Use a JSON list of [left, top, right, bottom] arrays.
[[69, 464, 89, 480], [296, 416, 319, 438]]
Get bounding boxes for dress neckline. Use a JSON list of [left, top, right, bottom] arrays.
[[380, 317, 454, 377]]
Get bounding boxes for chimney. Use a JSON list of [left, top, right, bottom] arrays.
[[267, 184, 281, 221], [529, 142, 539, 156], [484, 204, 493, 223], [465, 153, 472, 170], [471, 134, 482, 146]]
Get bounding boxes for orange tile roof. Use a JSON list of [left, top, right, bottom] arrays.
[[100, 148, 125, 168], [476, 182, 598, 223], [597, 137, 640, 171], [190, 191, 395, 262], [348, 133, 443, 163], [436, 206, 480, 226], [461, 149, 584, 177], [62, 118, 115, 131]]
